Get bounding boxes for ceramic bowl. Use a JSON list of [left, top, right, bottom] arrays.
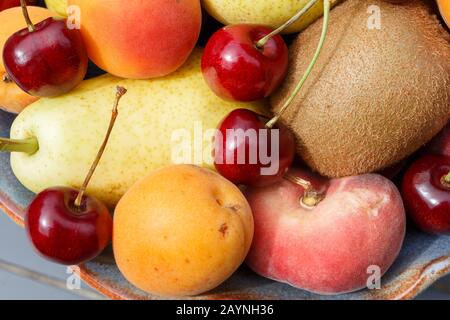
[[0, 109, 449, 300]]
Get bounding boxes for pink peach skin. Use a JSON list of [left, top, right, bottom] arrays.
[[69, 0, 202, 79], [245, 169, 406, 295], [425, 122, 450, 156]]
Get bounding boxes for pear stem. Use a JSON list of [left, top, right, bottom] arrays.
[[0, 137, 39, 154], [284, 174, 324, 208], [256, 0, 320, 49], [74, 86, 127, 208], [20, 0, 36, 32], [266, 0, 331, 129]]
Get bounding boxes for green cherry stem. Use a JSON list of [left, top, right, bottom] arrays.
[[74, 86, 127, 208], [20, 0, 36, 32], [256, 0, 320, 49], [0, 137, 39, 154], [266, 0, 331, 129], [279, 0, 331, 208]]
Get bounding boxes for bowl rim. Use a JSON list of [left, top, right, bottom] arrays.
[[1, 190, 450, 300]]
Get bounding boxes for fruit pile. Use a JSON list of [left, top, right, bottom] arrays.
[[0, 0, 449, 298]]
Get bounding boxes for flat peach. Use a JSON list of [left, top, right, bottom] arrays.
[[245, 169, 406, 295]]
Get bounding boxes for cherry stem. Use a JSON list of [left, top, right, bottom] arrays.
[[284, 174, 324, 208], [256, 0, 320, 49], [0, 137, 39, 154], [73, 86, 127, 208], [266, 0, 331, 129], [20, 0, 36, 32], [2, 74, 12, 83]]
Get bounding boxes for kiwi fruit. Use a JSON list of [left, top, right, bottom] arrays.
[[271, 0, 450, 177]]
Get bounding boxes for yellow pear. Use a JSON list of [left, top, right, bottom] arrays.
[[5, 49, 266, 206], [44, 0, 68, 17], [202, 0, 340, 33]]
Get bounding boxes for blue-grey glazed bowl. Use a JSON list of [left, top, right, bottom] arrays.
[[0, 109, 449, 300]]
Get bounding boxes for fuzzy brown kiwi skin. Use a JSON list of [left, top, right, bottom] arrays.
[[271, 0, 450, 178]]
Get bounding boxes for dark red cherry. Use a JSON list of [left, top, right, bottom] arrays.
[[3, 15, 87, 97], [0, 0, 37, 11], [26, 187, 112, 265], [202, 24, 288, 102], [401, 154, 450, 235], [214, 108, 296, 186]]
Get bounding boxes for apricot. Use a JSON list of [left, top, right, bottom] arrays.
[[69, 0, 202, 79], [0, 7, 55, 113], [113, 165, 254, 297], [438, 0, 450, 29], [0, 73, 38, 113]]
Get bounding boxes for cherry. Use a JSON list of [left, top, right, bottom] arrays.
[[201, 24, 288, 102], [213, 0, 331, 186], [25, 86, 127, 265], [26, 187, 113, 265], [201, 0, 322, 102], [401, 154, 450, 235], [0, 0, 36, 11], [214, 108, 296, 186], [2, 0, 87, 97]]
